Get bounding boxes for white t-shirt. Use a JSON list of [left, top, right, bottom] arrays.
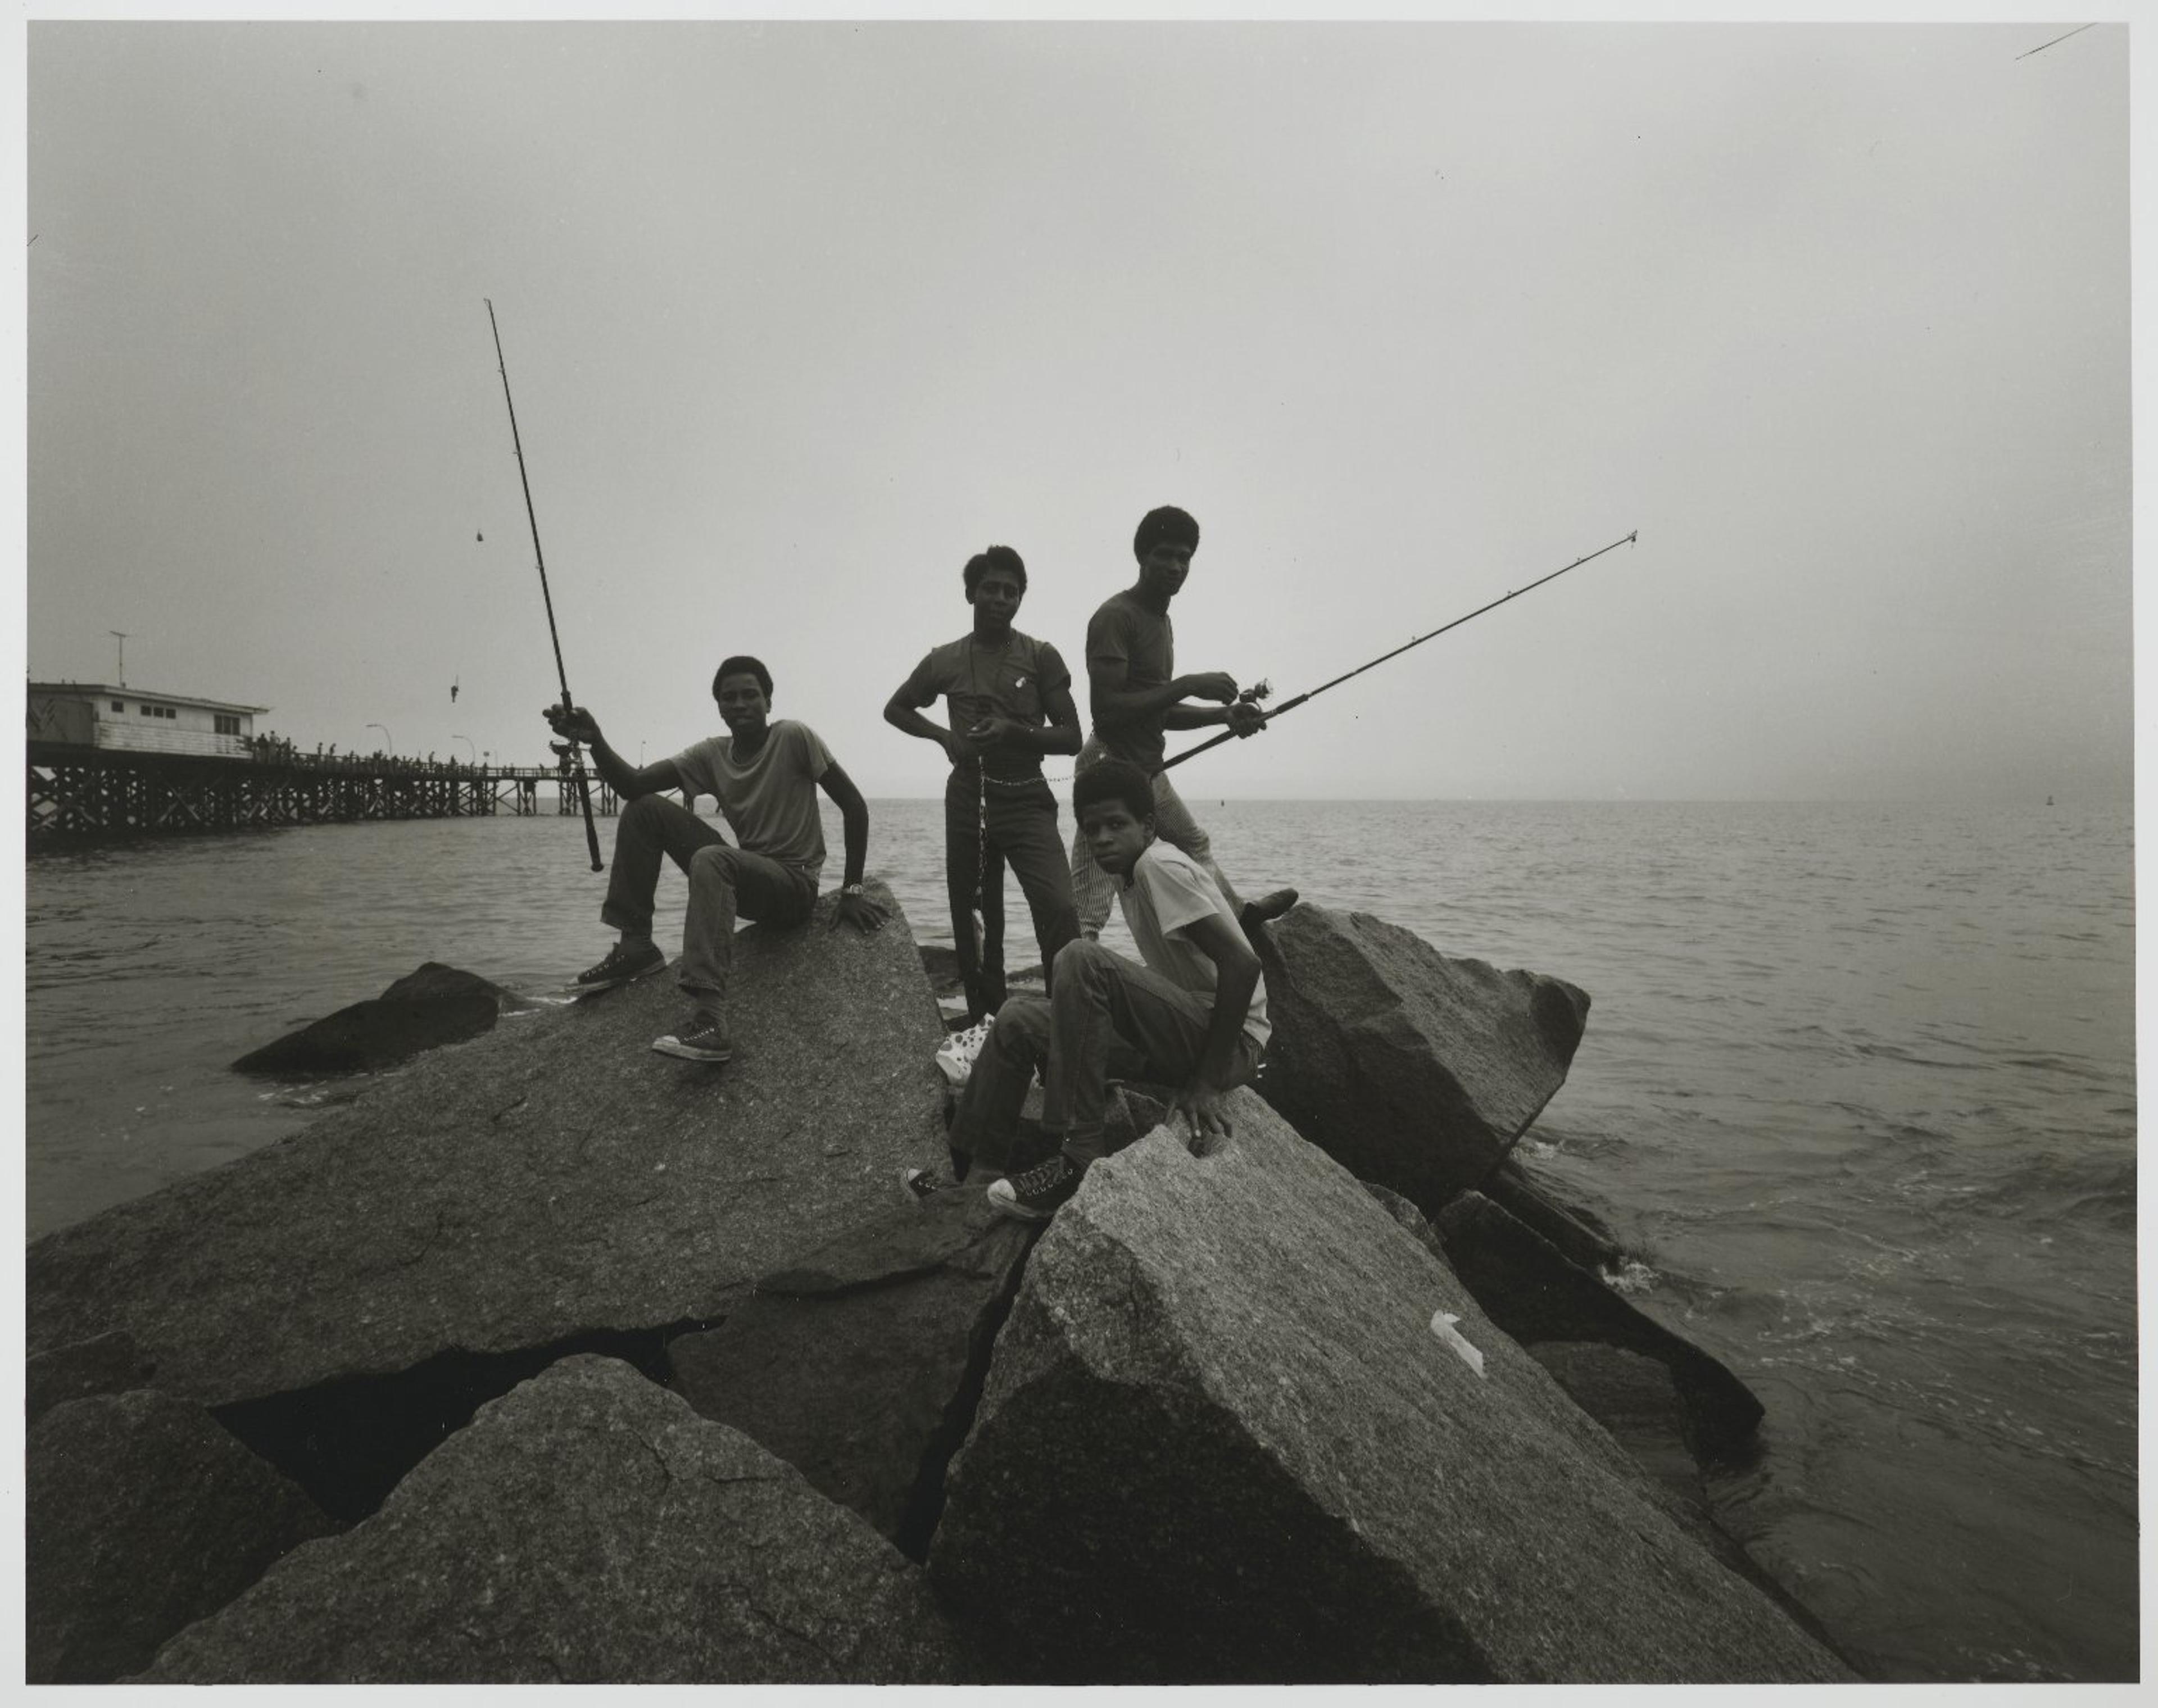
[[1117, 842, 1271, 1051]]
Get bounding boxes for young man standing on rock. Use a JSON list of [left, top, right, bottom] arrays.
[[544, 655, 888, 1064], [941, 757, 1271, 1223], [1071, 504, 1296, 939], [883, 545, 1082, 1024]]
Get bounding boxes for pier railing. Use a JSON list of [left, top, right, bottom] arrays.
[[27, 743, 621, 842]]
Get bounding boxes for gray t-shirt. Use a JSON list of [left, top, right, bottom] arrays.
[[895, 629, 1071, 782], [1084, 589, 1175, 772], [1118, 841, 1270, 1050], [669, 719, 834, 882]]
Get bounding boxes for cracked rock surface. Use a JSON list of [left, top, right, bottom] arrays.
[[28, 884, 950, 1407], [134, 1355, 974, 1684], [668, 1185, 1037, 1554], [927, 1093, 1852, 1685]]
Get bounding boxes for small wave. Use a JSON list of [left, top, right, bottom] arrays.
[[1958, 1150, 2136, 1230], [1602, 1258, 1660, 1296]]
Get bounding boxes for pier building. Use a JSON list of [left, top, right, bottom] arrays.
[[28, 682, 267, 758]]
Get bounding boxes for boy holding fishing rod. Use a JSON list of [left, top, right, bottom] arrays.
[[929, 757, 1270, 1223], [543, 656, 887, 1065], [1071, 505, 1296, 939], [883, 544, 1083, 1028]]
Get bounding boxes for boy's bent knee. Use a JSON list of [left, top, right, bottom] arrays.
[[688, 843, 740, 880], [987, 994, 1052, 1052], [1053, 937, 1117, 980]]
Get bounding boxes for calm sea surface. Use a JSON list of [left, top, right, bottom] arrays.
[[23, 799, 2137, 1682]]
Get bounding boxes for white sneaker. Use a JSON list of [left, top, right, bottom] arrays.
[[934, 1020, 994, 1088]]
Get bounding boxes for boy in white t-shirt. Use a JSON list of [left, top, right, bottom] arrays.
[[943, 757, 1273, 1223]]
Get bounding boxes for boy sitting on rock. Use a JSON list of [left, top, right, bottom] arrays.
[[947, 757, 1272, 1223], [544, 655, 887, 1065]]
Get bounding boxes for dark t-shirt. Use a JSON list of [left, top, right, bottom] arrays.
[[897, 629, 1071, 781], [1085, 589, 1175, 771]]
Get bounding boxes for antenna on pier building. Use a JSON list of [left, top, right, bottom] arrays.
[[107, 631, 129, 687]]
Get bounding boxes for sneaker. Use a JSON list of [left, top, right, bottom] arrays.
[[934, 1019, 994, 1088], [651, 1011, 732, 1063], [574, 939, 666, 993], [1238, 888, 1300, 933], [900, 1166, 953, 1205], [986, 1152, 1086, 1223]]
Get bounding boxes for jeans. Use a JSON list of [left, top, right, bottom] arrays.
[[950, 938, 1263, 1166], [599, 793, 817, 1003], [945, 768, 1081, 1020], [1068, 735, 1243, 937]]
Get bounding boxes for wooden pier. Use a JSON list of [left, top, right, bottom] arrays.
[[27, 743, 623, 843]]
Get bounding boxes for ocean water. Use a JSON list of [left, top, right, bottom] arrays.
[[22, 798, 2137, 1682]]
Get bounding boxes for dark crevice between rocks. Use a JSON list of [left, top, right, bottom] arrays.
[[892, 1226, 1045, 1562], [212, 1317, 725, 1523]]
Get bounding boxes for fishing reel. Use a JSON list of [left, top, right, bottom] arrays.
[[1238, 679, 1272, 708]]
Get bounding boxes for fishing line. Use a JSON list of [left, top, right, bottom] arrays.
[[1158, 529, 1639, 774], [485, 299, 605, 873]]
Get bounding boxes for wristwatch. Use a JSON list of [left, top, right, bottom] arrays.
[[842, 882, 866, 897]]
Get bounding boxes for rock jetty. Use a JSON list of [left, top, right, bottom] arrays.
[[26, 892, 1858, 1684]]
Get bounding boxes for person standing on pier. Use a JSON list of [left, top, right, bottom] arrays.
[[883, 545, 1082, 1025], [543, 655, 887, 1065], [1069, 505, 1296, 938]]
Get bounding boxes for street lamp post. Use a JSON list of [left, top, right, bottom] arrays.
[[365, 722, 393, 754], [451, 734, 475, 764]]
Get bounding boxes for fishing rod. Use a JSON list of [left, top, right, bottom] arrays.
[[1159, 529, 1639, 773], [486, 298, 604, 873]]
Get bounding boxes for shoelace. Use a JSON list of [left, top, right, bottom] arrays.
[[1010, 1155, 1071, 1194]]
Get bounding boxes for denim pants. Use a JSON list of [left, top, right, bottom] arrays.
[[599, 793, 817, 1002], [945, 767, 1081, 1020], [950, 938, 1263, 1166], [1068, 735, 1243, 937]]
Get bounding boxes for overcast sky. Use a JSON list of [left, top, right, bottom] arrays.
[[24, 19, 2129, 801]]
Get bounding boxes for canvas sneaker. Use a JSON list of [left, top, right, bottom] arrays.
[[900, 1167, 951, 1205], [574, 939, 666, 993], [934, 1019, 994, 1088], [986, 1152, 1086, 1223], [651, 1011, 732, 1064], [900, 1146, 975, 1203]]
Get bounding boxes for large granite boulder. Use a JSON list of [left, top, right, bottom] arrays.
[[29, 1389, 338, 1683], [28, 884, 949, 1420], [1436, 1190, 1763, 1461], [926, 1094, 1850, 1684], [232, 961, 520, 1074], [26, 1328, 157, 1426], [1253, 905, 1590, 1206], [667, 1187, 1036, 1557], [133, 1356, 972, 1684]]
